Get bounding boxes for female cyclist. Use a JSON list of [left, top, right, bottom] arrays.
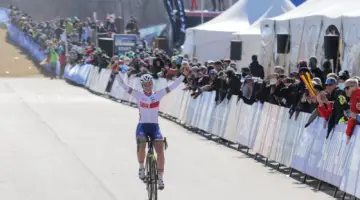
[[116, 67, 189, 190]]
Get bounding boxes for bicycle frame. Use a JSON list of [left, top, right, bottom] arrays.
[[136, 137, 168, 156], [137, 137, 167, 200]]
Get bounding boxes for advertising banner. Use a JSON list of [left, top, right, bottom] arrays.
[[269, 107, 286, 162], [113, 34, 138, 55], [253, 103, 272, 155], [317, 124, 350, 187], [173, 0, 186, 44], [290, 118, 320, 172], [197, 92, 215, 131], [0, 8, 9, 24], [223, 98, 241, 143]]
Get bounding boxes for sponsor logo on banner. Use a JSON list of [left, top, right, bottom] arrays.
[[163, 0, 176, 28], [340, 128, 360, 196], [174, 0, 186, 44], [113, 34, 138, 56], [174, 0, 186, 33], [0, 8, 9, 23], [290, 118, 319, 172]]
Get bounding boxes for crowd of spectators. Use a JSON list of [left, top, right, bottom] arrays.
[[8, 5, 140, 78], [6, 5, 360, 142]]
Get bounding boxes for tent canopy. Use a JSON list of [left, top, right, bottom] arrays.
[[272, 0, 360, 20], [183, 0, 295, 63], [194, 0, 295, 32], [259, 0, 360, 76]]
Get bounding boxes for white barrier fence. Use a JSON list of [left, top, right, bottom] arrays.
[[6, 19, 360, 197], [63, 64, 360, 198]]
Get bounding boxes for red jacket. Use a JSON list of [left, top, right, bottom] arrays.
[[346, 88, 360, 137], [59, 55, 66, 65], [318, 102, 334, 120]]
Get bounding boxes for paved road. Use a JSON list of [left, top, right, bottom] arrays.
[[0, 78, 333, 200]]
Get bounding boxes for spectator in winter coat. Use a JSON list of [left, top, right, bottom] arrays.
[[228, 62, 237, 72], [214, 61, 223, 72], [325, 77, 339, 101], [241, 76, 263, 105], [152, 57, 164, 78], [274, 66, 285, 75], [304, 84, 324, 127], [65, 20, 73, 35], [309, 57, 324, 84], [223, 59, 231, 68], [338, 70, 350, 90], [197, 66, 210, 87], [199, 69, 218, 93], [54, 26, 64, 41], [326, 76, 349, 138], [345, 78, 360, 143], [327, 73, 339, 81], [317, 91, 333, 121], [322, 60, 332, 79], [249, 55, 264, 79], [44, 45, 59, 79], [225, 68, 241, 100]]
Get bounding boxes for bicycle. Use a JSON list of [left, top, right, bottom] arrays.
[[137, 137, 168, 200]]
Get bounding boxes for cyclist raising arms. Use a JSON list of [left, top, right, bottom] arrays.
[[116, 67, 189, 190]]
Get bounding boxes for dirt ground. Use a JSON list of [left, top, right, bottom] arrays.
[[0, 28, 42, 77]]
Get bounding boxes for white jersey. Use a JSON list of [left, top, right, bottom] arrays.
[[117, 74, 184, 124]]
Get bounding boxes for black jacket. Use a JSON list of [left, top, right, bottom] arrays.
[[249, 61, 264, 79], [310, 67, 324, 84], [327, 89, 349, 138]]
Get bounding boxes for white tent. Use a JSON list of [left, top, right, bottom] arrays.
[[260, 0, 360, 76], [231, 5, 294, 69], [182, 0, 295, 65]]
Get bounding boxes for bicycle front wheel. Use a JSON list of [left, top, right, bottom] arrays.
[[147, 157, 157, 200]]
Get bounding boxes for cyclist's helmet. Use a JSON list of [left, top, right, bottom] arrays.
[[140, 74, 153, 85]]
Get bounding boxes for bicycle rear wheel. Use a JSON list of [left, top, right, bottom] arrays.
[[146, 157, 158, 200]]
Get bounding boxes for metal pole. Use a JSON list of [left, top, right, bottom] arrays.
[[302, 175, 307, 183], [289, 168, 293, 177], [201, 0, 204, 24], [317, 180, 322, 190], [119, 0, 125, 20], [333, 188, 338, 197], [93, 12, 98, 47]]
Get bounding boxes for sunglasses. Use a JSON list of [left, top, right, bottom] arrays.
[[142, 82, 153, 88], [345, 86, 352, 90]]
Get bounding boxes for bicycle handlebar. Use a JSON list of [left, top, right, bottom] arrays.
[[136, 137, 168, 152]]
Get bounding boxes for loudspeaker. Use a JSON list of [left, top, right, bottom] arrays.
[[230, 40, 242, 60], [277, 34, 291, 54], [324, 35, 339, 60], [115, 17, 124, 34], [155, 37, 168, 50], [98, 38, 114, 57]]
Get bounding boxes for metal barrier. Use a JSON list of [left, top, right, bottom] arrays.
[[103, 70, 360, 198], [63, 64, 92, 85], [7, 24, 61, 74], [0, 7, 9, 24]]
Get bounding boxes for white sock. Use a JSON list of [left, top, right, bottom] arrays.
[[139, 163, 144, 169], [158, 170, 164, 179]]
